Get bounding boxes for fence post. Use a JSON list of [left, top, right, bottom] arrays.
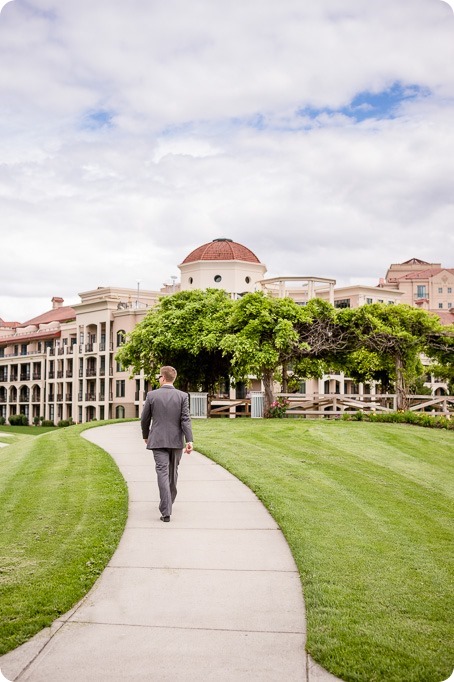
[[251, 391, 265, 419], [189, 392, 208, 419]]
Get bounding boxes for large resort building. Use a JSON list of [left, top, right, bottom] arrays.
[[0, 240, 452, 424]]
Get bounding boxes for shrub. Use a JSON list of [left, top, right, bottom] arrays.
[[0, 416, 5, 425], [41, 420, 55, 427], [9, 414, 28, 426], [265, 396, 290, 418], [57, 419, 75, 428], [343, 410, 453, 430]]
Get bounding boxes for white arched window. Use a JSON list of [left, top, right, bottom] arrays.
[[116, 330, 126, 347]]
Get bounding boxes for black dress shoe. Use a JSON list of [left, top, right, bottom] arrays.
[[160, 515, 170, 522]]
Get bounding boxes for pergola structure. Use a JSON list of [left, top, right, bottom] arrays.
[[257, 276, 336, 304]]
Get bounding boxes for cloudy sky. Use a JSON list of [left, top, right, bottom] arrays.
[[1, 0, 453, 322]]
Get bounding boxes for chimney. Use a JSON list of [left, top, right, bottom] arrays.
[[52, 297, 64, 309]]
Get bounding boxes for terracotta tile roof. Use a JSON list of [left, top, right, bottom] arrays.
[[0, 329, 61, 346], [435, 310, 454, 326], [395, 268, 454, 281], [181, 238, 261, 264], [400, 258, 432, 265], [0, 318, 20, 328], [19, 305, 76, 327]]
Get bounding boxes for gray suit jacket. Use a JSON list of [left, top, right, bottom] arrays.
[[141, 385, 193, 449]]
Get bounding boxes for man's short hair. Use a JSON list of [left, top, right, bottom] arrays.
[[160, 366, 177, 383]]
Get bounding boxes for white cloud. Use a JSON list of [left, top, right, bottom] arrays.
[[0, 0, 453, 321]]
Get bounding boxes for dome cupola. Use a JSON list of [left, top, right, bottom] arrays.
[[179, 238, 266, 297]]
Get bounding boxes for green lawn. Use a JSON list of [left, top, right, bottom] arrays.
[[0, 419, 452, 680], [0, 422, 128, 655], [193, 419, 454, 682], [0, 424, 57, 436]]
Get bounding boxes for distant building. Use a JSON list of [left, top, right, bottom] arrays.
[[0, 288, 160, 424], [0, 241, 450, 424], [378, 257, 454, 325]]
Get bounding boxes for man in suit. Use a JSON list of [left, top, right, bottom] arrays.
[[141, 366, 193, 522]]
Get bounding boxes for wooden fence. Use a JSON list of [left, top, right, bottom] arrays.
[[278, 393, 454, 418], [189, 392, 453, 418]]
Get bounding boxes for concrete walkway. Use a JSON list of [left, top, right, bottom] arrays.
[[0, 422, 341, 681]]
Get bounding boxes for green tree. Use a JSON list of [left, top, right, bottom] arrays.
[[341, 304, 447, 410], [426, 324, 454, 394], [221, 292, 334, 414], [116, 289, 234, 392]]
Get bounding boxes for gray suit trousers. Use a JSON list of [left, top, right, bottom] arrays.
[[153, 448, 183, 517]]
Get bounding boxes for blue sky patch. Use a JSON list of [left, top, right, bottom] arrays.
[[343, 83, 431, 120], [298, 83, 431, 123], [82, 110, 115, 131]]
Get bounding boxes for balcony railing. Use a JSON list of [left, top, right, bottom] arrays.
[[58, 348, 65, 355], [99, 368, 105, 376], [65, 394, 72, 401], [20, 375, 31, 382], [85, 393, 96, 401], [48, 372, 55, 379], [48, 394, 55, 402], [0, 349, 45, 359], [66, 370, 73, 378], [32, 373, 41, 380], [0, 377, 8, 383], [57, 371, 64, 378], [78, 392, 83, 401], [31, 394, 40, 403], [0, 397, 7, 403], [19, 395, 30, 403], [56, 394, 63, 402], [86, 369, 97, 377]]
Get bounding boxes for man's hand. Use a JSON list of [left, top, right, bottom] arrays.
[[184, 442, 193, 453], [144, 439, 148, 445]]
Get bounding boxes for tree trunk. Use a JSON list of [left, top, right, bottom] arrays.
[[262, 369, 274, 416], [395, 354, 409, 411], [282, 362, 288, 393]]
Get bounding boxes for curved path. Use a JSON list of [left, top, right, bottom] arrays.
[[1, 422, 341, 681]]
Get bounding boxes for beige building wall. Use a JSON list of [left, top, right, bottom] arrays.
[[179, 260, 267, 297], [0, 287, 161, 425], [380, 259, 454, 317]]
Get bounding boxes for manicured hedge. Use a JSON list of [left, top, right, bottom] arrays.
[[342, 410, 453, 429]]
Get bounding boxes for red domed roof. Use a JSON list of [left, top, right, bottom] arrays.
[[182, 238, 261, 264]]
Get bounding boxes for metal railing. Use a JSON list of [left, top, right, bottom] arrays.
[[189, 393, 208, 418]]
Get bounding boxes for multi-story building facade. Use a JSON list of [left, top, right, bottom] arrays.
[[378, 257, 454, 325], [0, 288, 161, 425], [0, 242, 451, 424]]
